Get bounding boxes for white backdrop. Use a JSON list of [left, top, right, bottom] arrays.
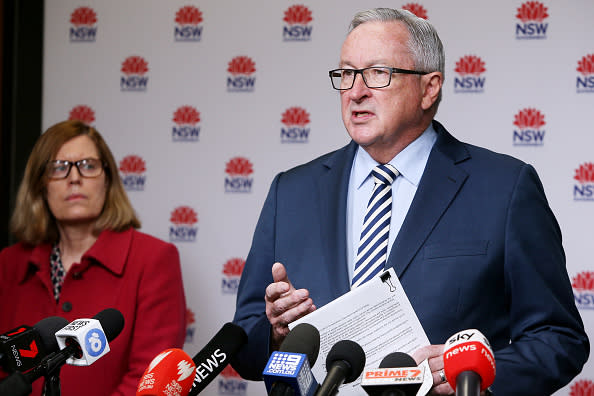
[[43, 1, 594, 395]]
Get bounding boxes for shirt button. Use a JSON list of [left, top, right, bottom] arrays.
[[62, 302, 72, 312]]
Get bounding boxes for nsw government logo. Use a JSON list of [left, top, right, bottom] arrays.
[[573, 271, 594, 309], [573, 163, 594, 201], [227, 56, 256, 92], [515, 1, 549, 40], [512, 108, 545, 146], [219, 365, 247, 395], [185, 308, 196, 344], [569, 379, 594, 396], [221, 258, 245, 295], [576, 54, 594, 93], [281, 107, 310, 143], [121, 56, 149, 92], [119, 155, 146, 191], [172, 106, 201, 142], [402, 3, 429, 19], [283, 5, 313, 42], [69, 7, 97, 42], [169, 206, 198, 242], [225, 157, 254, 193], [68, 105, 95, 125], [454, 55, 486, 93], [174, 6, 203, 42]]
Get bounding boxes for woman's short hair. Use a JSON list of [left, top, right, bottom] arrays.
[[10, 120, 141, 245]]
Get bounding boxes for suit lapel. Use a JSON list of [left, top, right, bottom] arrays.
[[387, 122, 470, 277]]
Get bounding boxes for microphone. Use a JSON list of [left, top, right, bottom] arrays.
[[136, 348, 197, 396], [315, 339, 366, 396], [262, 323, 320, 396], [443, 329, 496, 396], [361, 352, 425, 396], [0, 316, 69, 373], [187, 322, 248, 395]]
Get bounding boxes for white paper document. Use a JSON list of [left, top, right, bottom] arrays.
[[290, 268, 430, 395]]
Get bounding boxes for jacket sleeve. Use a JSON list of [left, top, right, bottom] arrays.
[[491, 164, 589, 395]]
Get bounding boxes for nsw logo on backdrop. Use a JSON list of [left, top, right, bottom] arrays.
[[169, 206, 198, 242], [515, 1, 549, 39], [227, 56, 256, 92], [224, 157, 254, 193], [576, 54, 594, 93], [119, 155, 146, 191], [573, 163, 594, 201], [174, 5, 203, 42], [221, 258, 245, 294], [401, 3, 429, 19], [70, 7, 97, 42], [282, 5, 313, 41], [121, 56, 149, 92], [281, 107, 310, 143], [68, 105, 96, 125], [573, 271, 594, 310], [219, 365, 248, 395], [569, 379, 594, 396], [512, 108, 546, 146], [172, 106, 201, 142], [185, 308, 196, 344], [454, 55, 486, 93]]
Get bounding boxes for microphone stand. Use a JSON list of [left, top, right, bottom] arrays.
[[42, 369, 62, 396]]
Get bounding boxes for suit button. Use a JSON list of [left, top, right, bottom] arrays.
[[62, 302, 72, 312]]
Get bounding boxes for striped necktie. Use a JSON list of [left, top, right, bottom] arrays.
[[352, 163, 399, 288]]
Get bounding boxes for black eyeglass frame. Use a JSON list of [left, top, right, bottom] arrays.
[[328, 66, 429, 90], [46, 158, 106, 180]]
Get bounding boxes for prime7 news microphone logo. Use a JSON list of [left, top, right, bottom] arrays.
[[227, 56, 256, 92], [283, 5, 313, 41], [121, 56, 149, 92], [169, 206, 198, 242], [573, 163, 594, 201], [69, 7, 97, 42], [281, 107, 310, 143], [225, 157, 254, 193], [512, 108, 546, 146], [515, 1, 549, 40], [454, 55, 486, 93], [172, 106, 201, 142], [174, 6, 203, 42], [119, 155, 146, 191], [573, 271, 594, 309]]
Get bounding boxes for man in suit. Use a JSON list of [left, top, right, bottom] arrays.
[[232, 8, 589, 395]]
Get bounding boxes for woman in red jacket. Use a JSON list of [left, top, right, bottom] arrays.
[[0, 120, 187, 395]]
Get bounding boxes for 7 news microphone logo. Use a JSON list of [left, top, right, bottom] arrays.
[[120, 56, 149, 92], [402, 3, 429, 19], [169, 206, 198, 242], [225, 157, 254, 193], [515, 1, 549, 40], [454, 55, 486, 93], [281, 107, 310, 143], [282, 5, 313, 41], [119, 155, 147, 191], [573, 163, 594, 201], [573, 271, 594, 309], [512, 108, 546, 146], [576, 54, 594, 93], [172, 106, 201, 142], [69, 7, 97, 42], [174, 6, 203, 42], [222, 258, 245, 294], [227, 56, 256, 92], [68, 105, 96, 125]]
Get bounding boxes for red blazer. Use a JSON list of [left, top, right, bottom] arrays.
[[0, 228, 187, 396]]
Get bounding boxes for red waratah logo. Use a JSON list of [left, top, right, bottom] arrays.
[[173, 106, 200, 125], [572, 271, 594, 291], [577, 54, 594, 75], [225, 157, 254, 177], [121, 56, 149, 76], [513, 108, 546, 129], [223, 258, 245, 277], [170, 206, 198, 225], [281, 107, 310, 127], [221, 365, 242, 379], [283, 5, 313, 25], [68, 105, 95, 124], [227, 56, 256, 76], [175, 6, 203, 25], [574, 163, 594, 184], [70, 7, 97, 26], [570, 379, 594, 396], [185, 309, 195, 326], [516, 1, 549, 22], [119, 155, 146, 174], [455, 56, 486, 76], [402, 3, 428, 19]]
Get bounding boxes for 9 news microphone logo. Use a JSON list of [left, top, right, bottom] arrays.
[[515, 1, 549, 40], [282, 5, 313, 41], [85, 329, 107, 357], [69, 7, 97, 42], [454, 55, 486, 93], [174, 6, 203, 42]]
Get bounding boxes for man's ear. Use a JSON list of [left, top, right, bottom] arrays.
[[421, 72, 443, 110]]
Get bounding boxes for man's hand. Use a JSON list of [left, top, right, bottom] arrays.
[[412, 345, 454, 395], [265, 262, 316, 350]]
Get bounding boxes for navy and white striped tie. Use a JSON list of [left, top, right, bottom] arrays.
[[352, 164, 399, 288]]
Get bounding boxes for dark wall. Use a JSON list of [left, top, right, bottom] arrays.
[[1, 0, 43, 248]]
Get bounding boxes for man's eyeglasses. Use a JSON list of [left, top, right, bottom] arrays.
[[329, 66, 428, 90], [47, 158, 105, 179]]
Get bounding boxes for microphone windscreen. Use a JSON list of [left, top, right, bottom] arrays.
[[93, 308, 125, 341], [137, 348, 196, 396], [325, 340, 366, 383], [279, 323, 320, 367], [33, 316, 69, 353], [379, 352, 417, 369]]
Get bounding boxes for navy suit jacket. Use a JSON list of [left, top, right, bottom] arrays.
[[232, 121, 589, 395]]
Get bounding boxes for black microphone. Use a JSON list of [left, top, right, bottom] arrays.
[[315, 340, 366, 396], [361, 352, 425, 396], [0, 316, 69, 373], [187, 322, 248, 395], [262, 323, 320, 396]]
